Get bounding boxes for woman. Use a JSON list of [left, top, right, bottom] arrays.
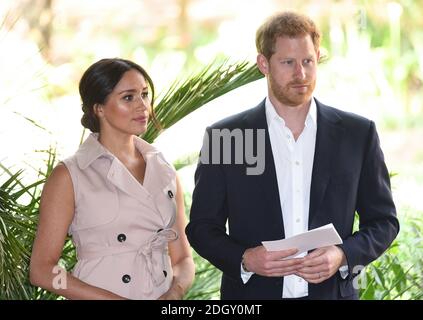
[[30, 58, 195, 300]]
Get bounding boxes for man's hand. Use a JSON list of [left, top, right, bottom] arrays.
[[296, 245, 346, 283], [243, 246, 303, 277]]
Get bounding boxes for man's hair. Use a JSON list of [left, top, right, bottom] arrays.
[[256, 11, 321, 60]]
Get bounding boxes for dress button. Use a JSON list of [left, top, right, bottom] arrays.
[[168, 190, 174, 199], [117, 233, 126, 242], [122, 274, 131, 283], [163, 270, 167, 277]]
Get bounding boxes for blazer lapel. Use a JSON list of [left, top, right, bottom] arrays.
[[308, 100, 345, 228], [106, 158, 157, 211], [244, 100, 285, 239]]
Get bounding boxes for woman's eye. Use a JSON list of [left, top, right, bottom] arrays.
[[141, 92, 149, 99], [123, 95, 134, 101]]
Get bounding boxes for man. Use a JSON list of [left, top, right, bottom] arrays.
[[186, 11, 399, 300]]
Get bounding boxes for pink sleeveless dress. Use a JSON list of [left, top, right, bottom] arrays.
[[62, 133, 178, 299]]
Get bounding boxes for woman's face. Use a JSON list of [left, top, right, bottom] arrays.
[[96, 69, 151, 136]]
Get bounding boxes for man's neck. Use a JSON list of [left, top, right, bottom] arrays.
[[269, 96, 312, 140]]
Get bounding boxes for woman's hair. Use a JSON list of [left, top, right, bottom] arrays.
[[256, 11, 321, 60], [79, 58, 160, 132]]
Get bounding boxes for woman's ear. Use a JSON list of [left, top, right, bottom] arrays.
[[93, 103, 103, 118]]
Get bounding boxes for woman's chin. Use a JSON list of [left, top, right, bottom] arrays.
[[134, 126, 148, 136]]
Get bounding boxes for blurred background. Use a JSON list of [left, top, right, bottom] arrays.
[[0, 0, 422, 299]]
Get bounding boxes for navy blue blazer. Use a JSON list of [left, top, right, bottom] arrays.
[[186, 98, 399, 300]]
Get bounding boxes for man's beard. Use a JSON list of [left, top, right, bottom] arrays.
[[269, 75, 315, 107]]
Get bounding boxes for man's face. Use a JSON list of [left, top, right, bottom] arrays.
[[258, 35, 319, 107]]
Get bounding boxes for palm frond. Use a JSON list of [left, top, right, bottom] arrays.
[[0, 169, 39, 299], [12, 111, 52, 134], [184, 252, 222, 300], [143, 60, 263, 143], [173, 152, 199, 171], [0, 146, 61, 300]]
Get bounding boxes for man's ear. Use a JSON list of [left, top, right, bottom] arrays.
[[256, 54, 269, 75]]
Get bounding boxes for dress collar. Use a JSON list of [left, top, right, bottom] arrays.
[[75, 133, 160, 170]]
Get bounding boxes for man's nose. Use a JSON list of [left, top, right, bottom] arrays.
[[294, 63, 306, 79]]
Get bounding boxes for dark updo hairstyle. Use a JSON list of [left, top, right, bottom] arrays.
[[79, 58, 160, 132]]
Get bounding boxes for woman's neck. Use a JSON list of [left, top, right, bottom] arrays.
[[98, 131, 139, 163]]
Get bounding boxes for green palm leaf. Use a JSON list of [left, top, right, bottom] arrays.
[[0, 169, 38, 299], [142, 59, 263, 143], [0, 149, 59, 299]]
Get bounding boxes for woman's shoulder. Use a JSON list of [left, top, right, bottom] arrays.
[[43, 162, 74, 195]]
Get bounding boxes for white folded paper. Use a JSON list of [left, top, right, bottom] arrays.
[[262, 223, 343, 257]]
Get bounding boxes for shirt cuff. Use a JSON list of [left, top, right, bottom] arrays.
[[339, 265, 349, 279], [240, 263, 255, 283]]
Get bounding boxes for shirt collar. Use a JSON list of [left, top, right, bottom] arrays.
[[265, 97, 317, 128], [75, 133, 160, 170]]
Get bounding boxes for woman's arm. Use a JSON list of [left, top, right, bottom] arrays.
[[30, 163, 126, 300], [159, 175, 195, 300]]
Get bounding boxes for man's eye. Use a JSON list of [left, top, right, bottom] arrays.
[[282, 60, 293, 65]]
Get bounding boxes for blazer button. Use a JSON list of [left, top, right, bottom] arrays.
[[163, 270, 167, 278], [168, 190, 174, 199], [117, 233, 126, 242], [122, 274, 131, 283]]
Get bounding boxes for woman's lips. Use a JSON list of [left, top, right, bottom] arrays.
[[133, 116, 147, 123]]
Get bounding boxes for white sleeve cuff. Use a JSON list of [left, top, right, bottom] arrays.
[[240, 263, 255, 283]]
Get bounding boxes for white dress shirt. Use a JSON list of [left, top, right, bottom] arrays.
[[267, 97, 317, 298], [240, 98, 349, 297], [241, 97, 317, 298]]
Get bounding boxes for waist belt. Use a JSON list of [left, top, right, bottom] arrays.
[[77, 228, 178, 294]]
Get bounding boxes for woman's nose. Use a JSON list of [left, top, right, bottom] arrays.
[[137, 95, 148, 110]]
